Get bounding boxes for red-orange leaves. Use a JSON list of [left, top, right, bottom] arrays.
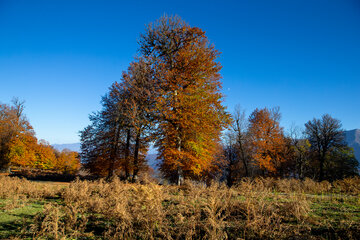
[[248, 108, 286, 174], [55, 149, 80, 174]]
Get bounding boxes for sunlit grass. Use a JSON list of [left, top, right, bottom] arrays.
[[0, 176, 359, 239]]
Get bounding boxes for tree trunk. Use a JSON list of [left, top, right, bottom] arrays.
[[227, 150, 233, 187], [238, 139, 249, 177], [318, 148, 327, 181], [124, 129, 131, 179], [177, 167, 184, 186], [227, 169, 233, 187], [107, 159, 115, 181], [132, 132, 141, 183], [107, 122, 121, 180], [174, 89, 184, 186], [298, 159, 303, 180], [319, 156, 324, 181], [176, 132, 184, 185]]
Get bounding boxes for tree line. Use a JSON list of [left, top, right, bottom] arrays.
[[223, 106, 358, 186], [2, 15, 356, 183], [0, 98, 80, 174], [80, 15, 358, 184]]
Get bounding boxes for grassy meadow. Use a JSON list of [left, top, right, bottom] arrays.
[[0, 176, 359, 239]]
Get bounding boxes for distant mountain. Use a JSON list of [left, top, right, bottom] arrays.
[[52, 143, 81, 152], [344, 129, 360, 164], [146, 153, 159, 170]]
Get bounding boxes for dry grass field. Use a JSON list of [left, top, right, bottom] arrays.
[[0, 176, 359, 239]]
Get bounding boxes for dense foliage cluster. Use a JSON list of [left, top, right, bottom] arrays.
[[0, 99, 80, 174], [223, 106, 358, 185]]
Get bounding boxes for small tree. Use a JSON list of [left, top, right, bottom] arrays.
[[288, 125, 311, 179], [304, 114, 344, 181], [223, 131, 238, 187], [248, 107, 286, 175], [223, 105, 252, 186], [232, 105, 251, 177]]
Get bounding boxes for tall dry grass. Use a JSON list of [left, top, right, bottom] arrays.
[[0, 176, 62, 199], [0, 176, 63, 210], [29, 178, 315, 239], [1, 176, 359, 239]]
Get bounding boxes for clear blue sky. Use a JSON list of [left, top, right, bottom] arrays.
[[1, 0, 359, 144]]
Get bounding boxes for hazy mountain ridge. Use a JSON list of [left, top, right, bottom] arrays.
[[344, 129, 360, 164], [52, 143, 81, 152], [146, 154, 159, 170]]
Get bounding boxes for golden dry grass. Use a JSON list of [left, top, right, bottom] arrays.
[[0, 176, 359, 239]]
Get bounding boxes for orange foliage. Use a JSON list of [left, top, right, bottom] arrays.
[[7, 133, 37, 167], [1, 99, 80, 174], [248, 108, 286, 174], [33, 140, 57, 170], [0, 99, 36, 169], [55, 149, 81, 174], [140, 16, 231, 182]]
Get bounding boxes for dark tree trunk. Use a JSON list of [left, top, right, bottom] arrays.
[[107, 122, 122, 181], [319, 156, 324, 181], [227, 147, 234, 187], [319, 148, 327, 181], [124, 129, 131, 179], [298, 160, 303, 180], [107, 160, 115, 181], [227, 166, 233, 187], [132, 132, 141, 183], [238, 140, 249, 177]]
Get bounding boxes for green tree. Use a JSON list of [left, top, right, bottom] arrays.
[[305, 114, 344, 181], [324, 146, 359, 180]]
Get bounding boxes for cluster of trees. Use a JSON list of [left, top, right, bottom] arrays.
[[80, 16, 230, 183], [81, 15, 358, 184], [223, 106, 358, 185], [0, 99, 80, 174]]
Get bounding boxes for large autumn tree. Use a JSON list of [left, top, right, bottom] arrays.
[[247, 107, 287, 175], [139, 16, 230, 184]]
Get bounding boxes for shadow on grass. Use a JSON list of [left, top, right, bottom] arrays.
[[0, 202, 44, 239]]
